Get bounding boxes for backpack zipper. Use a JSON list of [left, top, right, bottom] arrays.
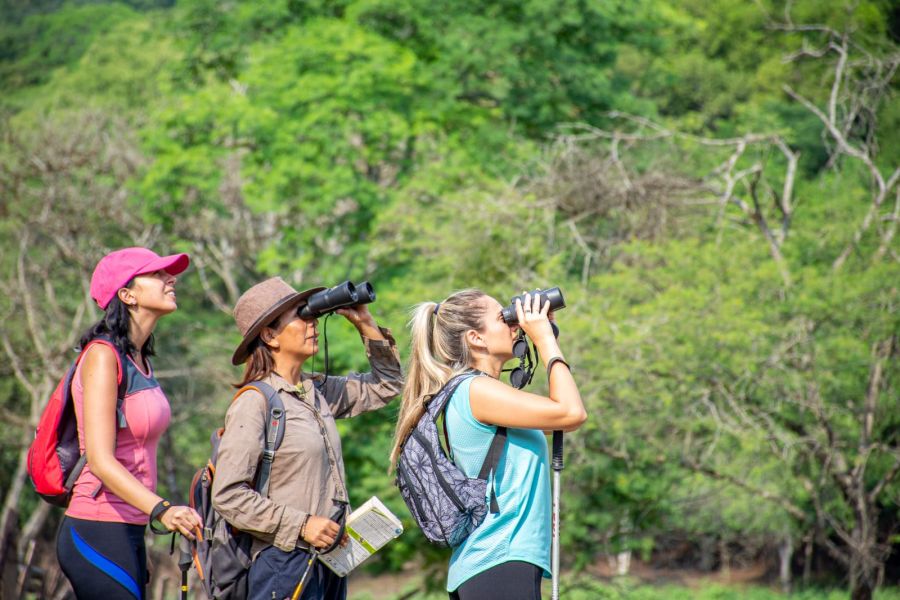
[[402, 458, 452, 545], [397, 463, 428, 523], [411, 428, 466, 512]]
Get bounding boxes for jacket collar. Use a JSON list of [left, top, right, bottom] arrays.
[[263, 371, 308, 395]]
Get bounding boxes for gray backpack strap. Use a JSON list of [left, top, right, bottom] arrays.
[[246, 381, 285, 498], [440, 371, 508, 513]]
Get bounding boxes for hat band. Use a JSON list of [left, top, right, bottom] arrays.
[[241, 293, 300, 338]]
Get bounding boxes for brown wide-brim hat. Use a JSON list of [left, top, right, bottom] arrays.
[[231, 277, 325, 365]]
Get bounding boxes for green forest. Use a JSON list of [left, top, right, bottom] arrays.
[[1, 0, 898, 598]]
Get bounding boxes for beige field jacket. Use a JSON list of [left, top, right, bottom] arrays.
[[211, 329, 402, 557]]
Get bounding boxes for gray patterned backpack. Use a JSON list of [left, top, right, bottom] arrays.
[[395, 371, 508, 547]]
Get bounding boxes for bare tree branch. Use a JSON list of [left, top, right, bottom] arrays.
[[873, 188, 899, 262], [0, 330, 38, 403], [557, 115, 797, 286], [775, 21, 900, 271], [870, 453, 900, 503], [680, 456, 807, 521]]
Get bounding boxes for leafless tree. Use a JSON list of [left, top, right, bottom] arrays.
[[546, 115, 799, 288], [0, 111, 149, 596], [535, 8, 899, 598], [173, 150, 277, 314], [677, 320, 898, 600], [769, 3, 900, 269], [0, 109, 279, 596]]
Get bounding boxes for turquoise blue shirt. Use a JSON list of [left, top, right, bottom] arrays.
[[445, 375, 551, 592]]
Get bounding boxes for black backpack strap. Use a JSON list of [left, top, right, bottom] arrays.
[[477, 427, 508, 513], [441, 410, 453, 462], [246, 381, 285, 498]]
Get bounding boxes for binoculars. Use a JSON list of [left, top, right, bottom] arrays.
[[500, 287, 566, 325], [300, 280, 376, 319]]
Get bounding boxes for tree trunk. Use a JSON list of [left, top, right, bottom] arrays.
[[0, 451, 28, 580], [719, 538, 731, 580], [849, 548, 877, 600], [18, 502, 52, 560], [802, 532, 813, 586], [161, 431, 182, 504], [0, 536, 17, 600], [699, 535, 716, 572], [778, 534, 793, 594], [850, 579, 874, 600], [848, 522, 880, 600], [615, 550, 631, 576]]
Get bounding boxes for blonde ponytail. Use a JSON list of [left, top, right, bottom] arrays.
[[389, 289, 488, 472]]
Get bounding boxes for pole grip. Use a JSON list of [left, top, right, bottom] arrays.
[[552, 430, 564, 471]]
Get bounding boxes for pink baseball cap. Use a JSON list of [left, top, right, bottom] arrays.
[[90, 247, 190, 309]]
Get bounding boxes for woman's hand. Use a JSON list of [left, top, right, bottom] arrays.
[[335, 304, 375, 328], [301, 515, 348, 549], [158, 504, 203, 540], [335, 305, 384, 341], [514, 292, 555, 347]]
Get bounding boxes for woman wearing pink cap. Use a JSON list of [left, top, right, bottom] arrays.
[[56, 247, 202, 600]]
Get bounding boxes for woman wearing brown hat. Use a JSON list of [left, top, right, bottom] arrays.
[[211, 277, 403, 600]]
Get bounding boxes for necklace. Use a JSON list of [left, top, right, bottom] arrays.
[[470, 367, 499, 379]]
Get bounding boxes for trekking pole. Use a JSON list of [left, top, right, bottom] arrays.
[[290, 550, 319, 600], [551, 430, 564, 600], [177, 536, 194, 600], [292, 502, 347, 600], [180, 566, 189, 600]]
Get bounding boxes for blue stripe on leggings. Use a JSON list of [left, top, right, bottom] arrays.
[[70, 526, 141, 599]]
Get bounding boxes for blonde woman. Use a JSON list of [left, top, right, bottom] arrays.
[[390, 290, 586, 600]]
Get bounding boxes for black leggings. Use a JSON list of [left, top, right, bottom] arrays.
[[449, 561, 543, 600], [57, 516, 148, 600]]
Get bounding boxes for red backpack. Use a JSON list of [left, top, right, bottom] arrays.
[[27, 337, 126, 506]]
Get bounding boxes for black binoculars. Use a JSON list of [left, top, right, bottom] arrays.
[[500, 287, 566, 325], [300, 280, 376, 319]]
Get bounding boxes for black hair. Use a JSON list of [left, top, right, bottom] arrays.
[[79, 279, 155, 361]]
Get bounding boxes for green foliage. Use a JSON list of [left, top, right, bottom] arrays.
[[351, 580, 900, 600], [349, 0, 664, 134], [556, 578, 900, 600], [0, 3, 136, 95], [1, 0, 899, 595]]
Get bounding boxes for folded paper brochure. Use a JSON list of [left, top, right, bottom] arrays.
[[318, 496, 404, 577]]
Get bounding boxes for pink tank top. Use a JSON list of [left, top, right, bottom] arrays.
[[65, 343, 172, 524]]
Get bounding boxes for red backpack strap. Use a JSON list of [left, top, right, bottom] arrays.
[[79, 338, 128, 425], [61, 339, 129, 493]]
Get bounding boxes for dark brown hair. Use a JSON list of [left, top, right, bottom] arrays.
[[233, 336, 277, 388]]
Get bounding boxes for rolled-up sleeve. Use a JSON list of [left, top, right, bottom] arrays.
[[324, 327, 403, 419], [211, 390, 307, 551]]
